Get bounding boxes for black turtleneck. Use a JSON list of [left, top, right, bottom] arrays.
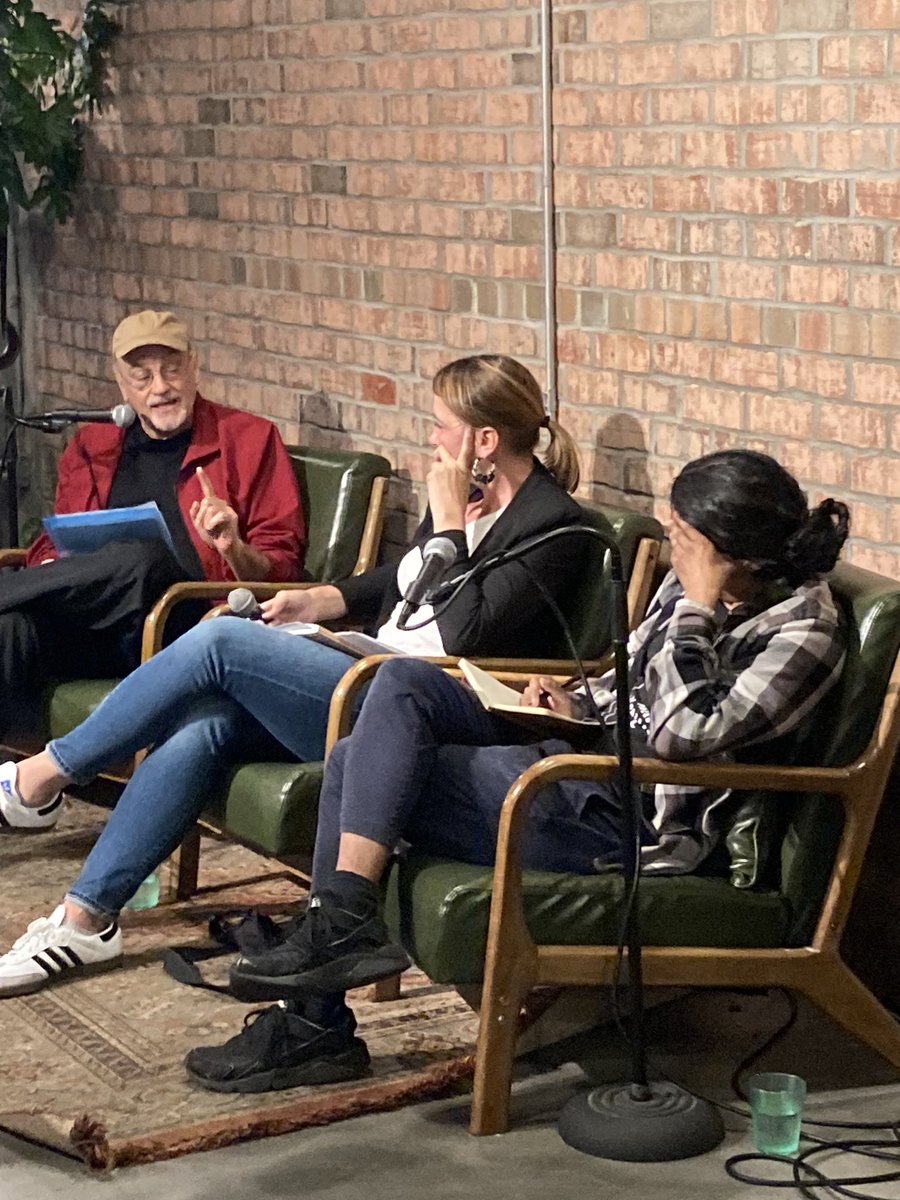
[[107, 421, 204, 579]]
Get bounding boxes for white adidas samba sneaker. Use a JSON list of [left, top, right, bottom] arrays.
[[0, 761, 63, 830], [0, 906, 122, 997]]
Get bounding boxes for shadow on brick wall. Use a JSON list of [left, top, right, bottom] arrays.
[[588, 413, 653, 515]]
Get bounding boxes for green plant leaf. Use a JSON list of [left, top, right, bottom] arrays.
[[0, 0, 118, 226]]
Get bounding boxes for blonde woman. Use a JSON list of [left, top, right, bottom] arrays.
[[0, 355, 589, 996]]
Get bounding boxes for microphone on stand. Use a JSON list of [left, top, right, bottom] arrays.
[[227, 587, 264, 620], [412, 523, 724, 1163], [396, 535, 457, 629], [17, 404, 136, 433]]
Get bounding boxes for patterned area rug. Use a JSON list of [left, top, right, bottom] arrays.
[[0, 801, 477, 1169]]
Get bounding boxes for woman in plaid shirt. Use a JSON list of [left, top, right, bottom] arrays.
[[173, 450, 850, 1095]]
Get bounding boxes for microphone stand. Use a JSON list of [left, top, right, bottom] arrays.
[[416, 525, 724, 1162]]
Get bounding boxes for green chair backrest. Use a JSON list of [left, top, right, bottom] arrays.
[[286, 445, 391, 583], [556, 501, 663, 660], [779, 563, 900, 944]]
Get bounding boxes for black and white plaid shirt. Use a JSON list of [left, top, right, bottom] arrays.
[[582, 570, 847, 873]]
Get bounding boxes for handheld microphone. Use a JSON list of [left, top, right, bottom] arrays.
[[227, 587, 264, 620], [396, 535, 457, 629], [18, 404, 136, 433]]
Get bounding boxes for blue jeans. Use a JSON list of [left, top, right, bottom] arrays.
[[311, 658, 639, 889], [51, 619, 358, 918]]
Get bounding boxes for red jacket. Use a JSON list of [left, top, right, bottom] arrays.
[[25, 395, 306, 583]]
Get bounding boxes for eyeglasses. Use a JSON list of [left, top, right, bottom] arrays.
[[122, 361, 187, 391]]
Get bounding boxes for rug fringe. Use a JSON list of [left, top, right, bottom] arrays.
[[72, 1055, 475, 1170]]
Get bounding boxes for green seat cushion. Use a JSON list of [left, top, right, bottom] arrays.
[[383, 853, 791, 985], [45, 678, 121, 741], [203, 761, 323, 859]]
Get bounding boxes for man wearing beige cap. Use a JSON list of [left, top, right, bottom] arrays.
[[0, 310, 305, 737]]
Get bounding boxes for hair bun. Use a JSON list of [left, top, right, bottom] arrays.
[[782, 497, 850, 582]]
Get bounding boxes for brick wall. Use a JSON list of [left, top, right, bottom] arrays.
[[23, 0, 900, 573]]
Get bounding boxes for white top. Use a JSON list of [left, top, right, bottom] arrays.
[[376, 507, 506, 657]]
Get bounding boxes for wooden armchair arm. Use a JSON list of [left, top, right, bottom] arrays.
[[0, 547, 28, 569], [324, 652, 618, 756], [486, 751, 860, 957], [140, 579, 320, 659]]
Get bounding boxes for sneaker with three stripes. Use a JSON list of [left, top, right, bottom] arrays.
[[0, 905, 122, 997], [0, 760, 63, 830]]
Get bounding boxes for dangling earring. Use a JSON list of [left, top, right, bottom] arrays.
[[471, 457, 496, 486]]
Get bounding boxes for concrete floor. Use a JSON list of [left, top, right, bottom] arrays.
[[3, 989, 899, 1200]]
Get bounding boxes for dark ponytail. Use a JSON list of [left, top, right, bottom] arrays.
[[670, 450, 851, 588], [781, 497, 850, 586]]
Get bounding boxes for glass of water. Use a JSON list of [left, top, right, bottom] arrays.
[[748, 1072, 806, 1156]]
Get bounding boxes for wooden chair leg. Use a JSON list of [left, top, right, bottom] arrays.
[[798, 955, 900, 1071], [469, 952, 539, 1136], [372, 973, 402, 1001], [158, 826, 202, 903]]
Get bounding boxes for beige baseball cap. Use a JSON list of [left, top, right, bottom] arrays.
[[111, 310, 191, 359]]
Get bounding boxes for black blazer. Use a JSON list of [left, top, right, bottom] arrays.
[[336, 460, 590, 659]]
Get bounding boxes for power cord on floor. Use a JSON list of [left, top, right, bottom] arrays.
[[645, 987, 900, 1198]]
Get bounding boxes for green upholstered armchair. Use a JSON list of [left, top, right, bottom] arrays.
[[0, 445, 392, 772], [376, 562, 900, 1135]]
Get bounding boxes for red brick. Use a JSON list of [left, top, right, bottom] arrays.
[[851, 455, 900, 499], [821, 34, 887, 75], [587, 2, 647, 41], [597, 333, 650, 372], [654, 87, 710, 123], [853, 362, 900, 406], [595, 253, 650, 290], [680, 41, 742, 79], [713, 345, 778, 388], [746, 130, 815, 168], [820, 403, 887, 448], [748, 394, 813, 438], [818, 129, 889, 170], [871, 315, 900, 360], [618, 44, 678, 84], [652, 175, 711, 211], [712, 83, 777, 123], [784, 354, 848, 399], [730, 303, 762, 345], [854, 82, 900, 122], [714, 0, 776, 35], [621, 215, 677, 251], [715, 176, 778, 213], [653, 340, 715, 381], [718, 262, 777, 299], [782, 265, 849, 305], [856, 179, 900, 218]]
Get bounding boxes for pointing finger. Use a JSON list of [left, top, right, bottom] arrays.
[[196, 466, 217, 499]]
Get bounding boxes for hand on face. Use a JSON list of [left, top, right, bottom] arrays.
[[668, 512, 735, 609], [427, 424, 476, 531], [189, 466, 239, 556]]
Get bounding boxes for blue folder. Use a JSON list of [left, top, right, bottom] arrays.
[[42, 502, 176, 557]]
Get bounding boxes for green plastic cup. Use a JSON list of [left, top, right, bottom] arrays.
[[748, 1072, 806, 1156]]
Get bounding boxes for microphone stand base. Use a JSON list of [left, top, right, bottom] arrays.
[[558, 1081, 724, 1162]]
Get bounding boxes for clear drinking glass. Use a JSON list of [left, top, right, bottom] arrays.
[[124, 872, 160, 910], [748, 1072, 806, 1156]]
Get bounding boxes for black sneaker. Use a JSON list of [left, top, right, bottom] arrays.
[[229, 893, 410, 1002], [184, 1003, 371, 1093]]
